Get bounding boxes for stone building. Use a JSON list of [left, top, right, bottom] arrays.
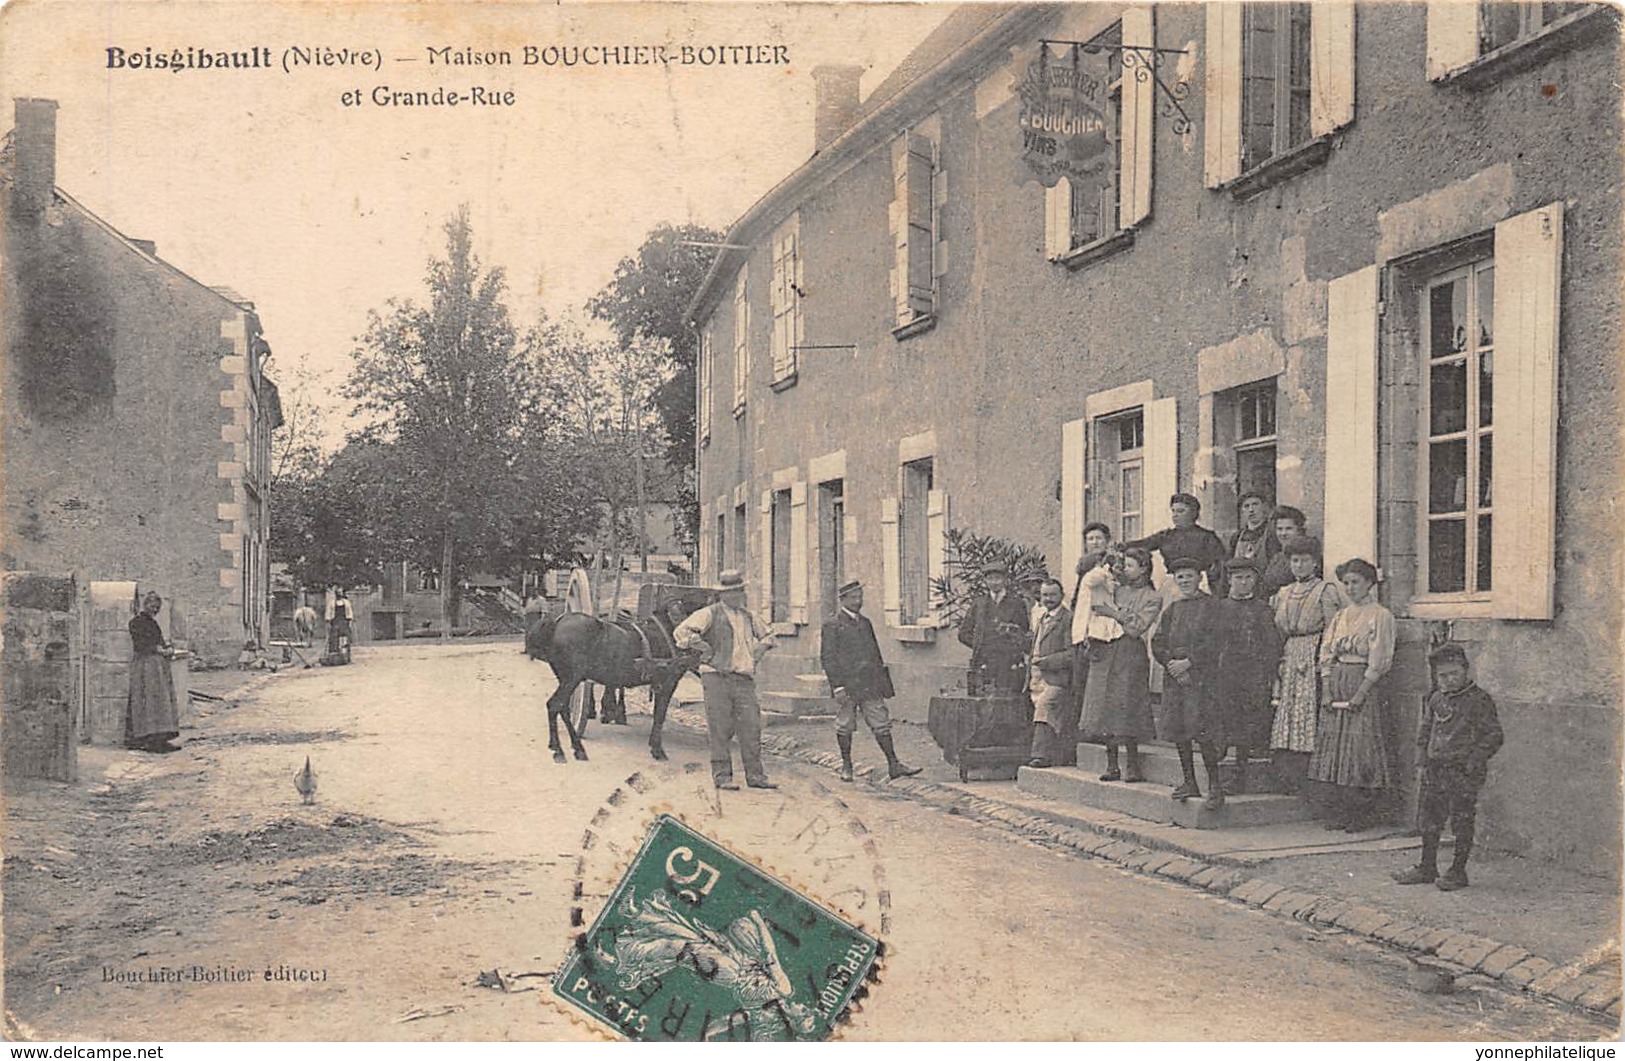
[[2, 98, 283, 667], [689, 4, 1621, 873]]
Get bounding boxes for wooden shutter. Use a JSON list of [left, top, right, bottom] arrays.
[[926, 489, 949, 622], [1120, 6, 1156, 228], [932, 139, 949, 282], [759, 489, 774, 618], [791, 221, 804, 374], [789, 480, 809, 624], [1045, 179, 1073, 259], [880, 497, 902, 628], [1144, 397, 1179, 585], [697, 328, 711, 444], [1426, 0, 1480, 80], [1060, 416, 1088, 585], [1323, 265, 1381, 570], [1310, 2, 1356, 137], [1490, 202, 1563, 620], [1204, 3, 1244, 188], [732, 267, 748, 410], [892, 134, 934, 322]]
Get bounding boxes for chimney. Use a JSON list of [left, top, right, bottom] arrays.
[[13, 98, 58, 214], [811, 65, 864, 151]]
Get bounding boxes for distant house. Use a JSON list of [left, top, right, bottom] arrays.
[[1, 98, 283, 666]]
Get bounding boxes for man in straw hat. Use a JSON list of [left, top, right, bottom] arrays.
[[673, 569, 778, 790], [820, 579, 922, 782]]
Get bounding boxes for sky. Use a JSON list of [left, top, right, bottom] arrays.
[[0, 1, 952, 443]]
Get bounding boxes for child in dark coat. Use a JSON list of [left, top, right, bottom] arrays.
[[1394, 643, 1504, 891], [1209, 556, 1283, 806]]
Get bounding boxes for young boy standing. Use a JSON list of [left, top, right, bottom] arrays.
[[1394, 643, 1504, 891], [1210, 557, 1283, 803]]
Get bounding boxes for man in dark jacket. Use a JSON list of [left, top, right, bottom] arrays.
[[956, 560, 1030, 695], [820, 580, 921, 782]]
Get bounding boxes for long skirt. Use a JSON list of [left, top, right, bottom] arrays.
[[1307, 661, 1391, 789], [126, 652, 180, 744], [1271, 633, 1320, 752], [1079, 638, 1155, 741]]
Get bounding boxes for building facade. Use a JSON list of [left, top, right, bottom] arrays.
[[2, 98, 283, 667], [690, 4, 1621, 874]]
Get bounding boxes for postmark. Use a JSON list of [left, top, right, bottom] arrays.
[[554, 814, 880, 1041]]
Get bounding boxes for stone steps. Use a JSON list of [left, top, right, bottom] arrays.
[[1073, 741, 1291, 794], [1016, 765, 1313, 830]]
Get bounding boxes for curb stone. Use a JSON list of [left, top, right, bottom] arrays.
[[670, 710, 1618, 1022]]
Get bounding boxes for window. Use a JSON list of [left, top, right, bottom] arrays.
[[733, 502, 747, 571], [732, 266, 749, 413], [898, 458, 934, 623], [890, 130, 942, 334], [1241, 3, 1312, 172], [1111, 412, 1145, 542], [770, 488, 792, 622], [1427, 1, 1602, 82], [1043, 9, 1155, 263], [697, 326, 713, 445], [1231, 379, 1279, 528], [817, 479, 846, 617], [769, 214, 802, 386], [420, 569, 440, 592], [1422, 259, 1495, 596], [1204, 3, 1353, 189], [1480, 1, 1589, 50]]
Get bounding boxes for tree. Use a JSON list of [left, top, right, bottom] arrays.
[[343, 206, 540, 637], [587, 222, 723, 548]]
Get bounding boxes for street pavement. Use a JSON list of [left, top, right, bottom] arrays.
[[2, 639, 1613, 1041]]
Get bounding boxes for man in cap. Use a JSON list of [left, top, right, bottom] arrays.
[[820, 580, 922, 782], [956, 559, 1030, 695], [1209, 555, 1283, 804], [673, 570, 778, 790]]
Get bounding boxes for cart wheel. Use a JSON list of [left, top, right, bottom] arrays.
[[572, 681, 595, 736]]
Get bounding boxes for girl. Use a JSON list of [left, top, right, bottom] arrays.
[[1308, 558, 1396, 832], [1270, 537, 1342, 792], [1079, 547, 1162, 782]]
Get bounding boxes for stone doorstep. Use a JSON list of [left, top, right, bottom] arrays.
[[1016, 764, 1314, 830], [1075, 740, 1292, 794], [667, 709, 1619, 1021]]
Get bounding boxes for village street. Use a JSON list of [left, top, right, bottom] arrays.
[[2, 639, 1612, 1042]]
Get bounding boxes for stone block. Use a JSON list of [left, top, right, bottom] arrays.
[[1120, 849, 1160, 872], [1307, 899, 1354, 926], [1547, 973, 1605, 1006], [1476, 946, 1531, 978], [1331, 904, 1394, 938], [1233, 879, 1287, 906], [1156, 857, 1207, 882], [1436, 934, 1502, 969], [1412, 928, 1454, 955], [1526, 967, 1575, 996], [1280, 234, 1307, 285], [1281, 280, 1328, 344], [1501, 956, 1555, 988], [1577, 978, 1623, 1012], [1189, 866, 1225, 888], [1372, 919, 1422, 946], [3, 572, 76, 612]]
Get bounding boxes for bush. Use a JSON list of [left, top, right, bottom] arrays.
[[929, 527, 1051, 627]]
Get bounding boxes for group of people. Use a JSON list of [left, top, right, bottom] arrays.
[[973, 490, 1504, 891]]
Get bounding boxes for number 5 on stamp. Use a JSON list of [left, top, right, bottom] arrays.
[[553, 814, 881, 1041]]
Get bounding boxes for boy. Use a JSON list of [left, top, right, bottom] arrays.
[[1394, 643, 1504, 891], [1151, 556, 1219, 802], [1210, 556, 1283, 803]]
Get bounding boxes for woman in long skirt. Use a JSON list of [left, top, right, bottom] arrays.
[[1079, 548, 1162, 782], [126, 591, 181, 753], [1308, 558, 1396, 832], [1270, 536, 1341, 792]]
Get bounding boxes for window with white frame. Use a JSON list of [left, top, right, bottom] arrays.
[[1422, 258, 1496, 597], [769, 215, 802, 385], [1427, 1, 1601, 78], [1204, 2, 1354, 189], [1109, 411, 1145, 542], [898, 457, 934, 623], [732, 266, 749, 412]]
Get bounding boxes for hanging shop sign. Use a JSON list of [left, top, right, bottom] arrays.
[[1016, 48, 1112, 187]]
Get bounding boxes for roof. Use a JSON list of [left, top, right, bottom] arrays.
[[686, 3, 1055, 323]]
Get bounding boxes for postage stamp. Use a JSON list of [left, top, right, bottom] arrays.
[[554, 814, 881, 1042]]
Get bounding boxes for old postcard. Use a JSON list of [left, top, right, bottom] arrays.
[[1, 0, 1619, 1045]]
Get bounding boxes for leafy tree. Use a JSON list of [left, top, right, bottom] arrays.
[[587, 222, 723, 548], [342, 206, 542, 636]]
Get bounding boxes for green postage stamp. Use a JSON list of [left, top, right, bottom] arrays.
[[554, 814, 881, 1041]]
